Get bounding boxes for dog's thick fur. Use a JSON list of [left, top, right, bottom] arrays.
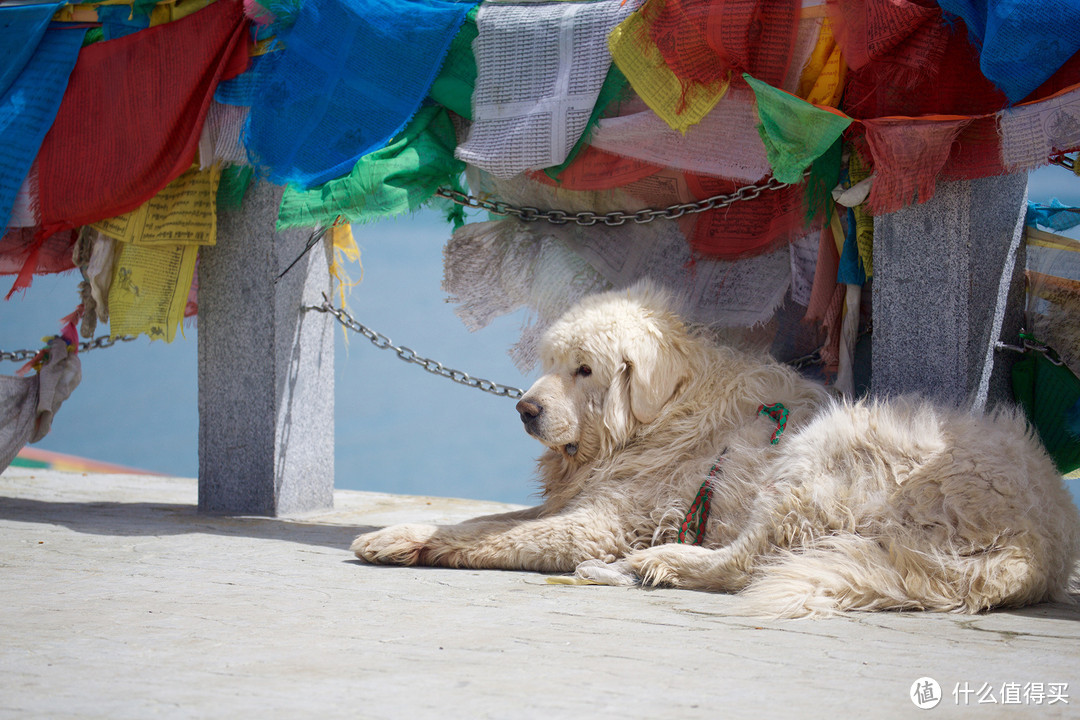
[[353, 282, 1080, 617]]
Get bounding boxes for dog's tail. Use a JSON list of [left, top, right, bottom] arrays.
[[730, 535, 919, 618], [731, 533, 1064, 619]]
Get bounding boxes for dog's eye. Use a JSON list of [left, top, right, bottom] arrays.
[[575, 364, 592, 378]]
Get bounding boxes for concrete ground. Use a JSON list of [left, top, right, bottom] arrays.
[[1, 468, 1078, 719]]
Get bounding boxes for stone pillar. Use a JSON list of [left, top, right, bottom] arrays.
[[872, 173, 1028, 408], [197, 180, 334, 515]]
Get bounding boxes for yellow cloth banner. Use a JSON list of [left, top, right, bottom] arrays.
[[796, 18, 847, 108], [92, 165, 220, 246], [96, 165, 217, 342], [848, 151, 874, 277], [107, 242, 198, 343], [54, 0, 212, 26], [608, 8, 729, 135]]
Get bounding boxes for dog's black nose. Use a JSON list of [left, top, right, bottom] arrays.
[[516, 399, 542, 424]]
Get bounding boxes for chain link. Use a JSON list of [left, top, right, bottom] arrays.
[[435, 176, 790, 227], [1, 333, 138, 363], [306, 297, 524, 399]]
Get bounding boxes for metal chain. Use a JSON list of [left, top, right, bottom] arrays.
[[1049, 153, 1076, 171], [435, 176, 791, 227], [1, 175, 790, 375], [996, 334, 1066, 366], [1, 333, 138, 363], [305, 296, 524, 399]]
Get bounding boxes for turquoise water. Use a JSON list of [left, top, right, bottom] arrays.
[[1, 211, 540, 505]]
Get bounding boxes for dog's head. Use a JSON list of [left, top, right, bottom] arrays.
[[515, 281, 691, 464]]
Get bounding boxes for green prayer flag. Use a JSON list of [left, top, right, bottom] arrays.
[[217, 164, 253, 211], [743, 73, 852, 185], [428, 7, 478, 120], [276, 105, 465, 230]]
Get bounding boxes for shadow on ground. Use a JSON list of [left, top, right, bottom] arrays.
[[0, 495, 372, 550]]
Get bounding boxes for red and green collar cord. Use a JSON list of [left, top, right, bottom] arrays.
[[676, 403, 789, 546]]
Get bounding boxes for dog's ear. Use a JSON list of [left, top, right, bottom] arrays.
[[602, 361, 636, 451], [624, 333, 687, 424], [602, 324, 688, 451]]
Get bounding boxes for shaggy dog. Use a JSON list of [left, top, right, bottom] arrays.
[[352, 282, 1080, 616]]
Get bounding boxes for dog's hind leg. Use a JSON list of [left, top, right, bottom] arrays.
[[609, 533, 931, 616]]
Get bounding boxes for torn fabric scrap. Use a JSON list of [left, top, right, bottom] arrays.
[[0, 336, 81, 475]]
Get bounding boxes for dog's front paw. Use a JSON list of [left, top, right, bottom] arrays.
[[571, 558, 638, 586], [351, 524, 438, 565], [625, 544, 714, 588]]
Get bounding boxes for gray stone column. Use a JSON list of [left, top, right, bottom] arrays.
[[872, 173, 1028, 408], [197, 180, 334, 515]]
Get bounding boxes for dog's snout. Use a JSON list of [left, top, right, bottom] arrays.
[[516, 399, 542, 424]]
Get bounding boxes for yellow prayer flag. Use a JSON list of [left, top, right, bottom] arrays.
[[797, 18, 847, 109], [107, 242, 198, 343], [53, 0, 212, 25], [608, 10, 729, 135], [92, 164, 221, 246]]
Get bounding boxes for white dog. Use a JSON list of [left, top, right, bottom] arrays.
[[352, 281, 1080, 616]]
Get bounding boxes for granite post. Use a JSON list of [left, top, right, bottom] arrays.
[[872, 173, 1029, 408], [197, 180, 334, 515]]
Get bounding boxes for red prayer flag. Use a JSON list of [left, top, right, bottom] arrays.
[[7, 0, 250, 298], [685, 173, 806, 259], [641, 0, 797, 104], [529, 146, 660, 192], [862, 116, 971, 215], [37, 0, 248, 231]]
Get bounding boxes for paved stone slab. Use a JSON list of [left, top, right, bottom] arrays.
[[1, 468, 1077, 719]]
